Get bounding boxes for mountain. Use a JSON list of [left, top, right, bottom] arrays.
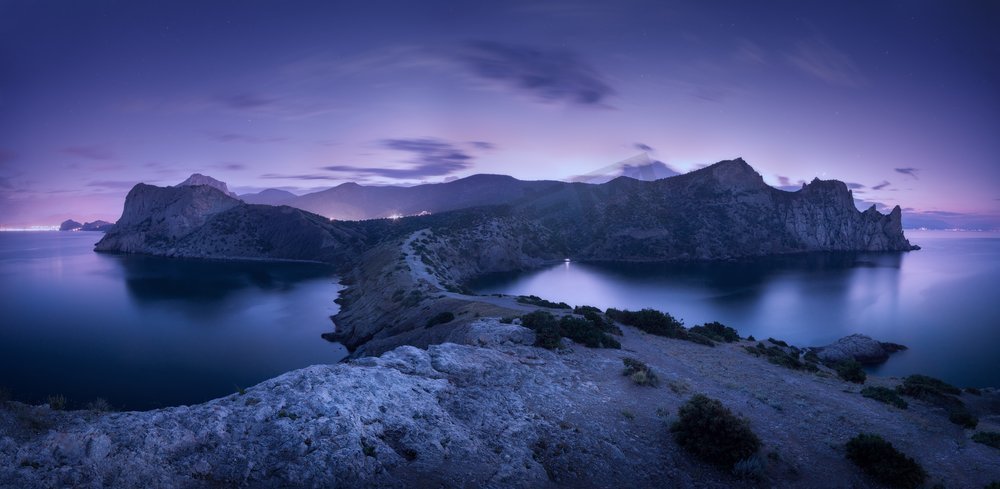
[[58, 219, 82, 231], [569, 152, 681, 184], [81, 220, 114, 231], [94, 183, 367, 262], [285, 174, 565, 220], [177, 173, 237, 197], [238, 188, 297, 206]]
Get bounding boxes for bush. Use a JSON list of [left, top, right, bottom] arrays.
[[833, 359, 867, 384], [972, 431, 1000, 450], [425, 311, 455, 328], [516, 295, 571, 309], [521, 311, 562, 349], [86, 398, 113, 412], [744, 342, 816, 372], [671, 394, 761, 467], [844, 434, 926, 489], [861, 386, 908, 409], [948, 407, 978, 429], [622, 358, 658, 387], [606, 308, 685, 337], [559, 316, 621, 349], [689, 321, 740, 343], [897, 374, 961, 399], [47, 395, 66, 410], [732, 454, 765, 481]]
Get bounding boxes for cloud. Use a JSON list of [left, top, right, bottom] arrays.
[[634, 143, 654, 152], [469, 141, 495, 150], [208, 91, 339, 119], [215, 162, 247, 171], [872, 180, 891, 190], [261, 173, 342, 181], [846, 182, 865, 190], [86, 180, 141, 189], [787, 37, 866, 87], [0, 177, 12, 189], [61, 145, 116, 161], [207, 131, 286, 144], [323, 138, 476, 180], [894, 167, 919, 179], [455, 41, 614, 107]]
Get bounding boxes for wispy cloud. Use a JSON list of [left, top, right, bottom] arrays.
[[206, 131, 287, 144], [894, 167, 920, 179], [261, 173, 342, 181], [787, 37, 866, 87], [323, 138, 476, 180], [455, 41, 615, 107], [634, 142, 654, 152], [214, 162, 247, 171], [87, 180, 142, 189], [61, 145, 116, 161], [469, 141, 495, 150], [872, 180, 891, 190], [846, 182, 865, 190]]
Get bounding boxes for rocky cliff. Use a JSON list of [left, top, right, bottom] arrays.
[[94, 183, 368, 263]]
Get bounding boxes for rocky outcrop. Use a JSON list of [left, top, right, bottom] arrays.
[[177, 173, 238, 198], [81, 220, 114, 232], [58, 219, 82, 231], [94, 183, 368, 263], [814, 334, 908, 365], [2, 320, 998, 488]]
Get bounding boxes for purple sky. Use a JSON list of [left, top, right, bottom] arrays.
[[1, 0, 998, 229]]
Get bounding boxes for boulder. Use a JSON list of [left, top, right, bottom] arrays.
[[814, 334, 907, 365]]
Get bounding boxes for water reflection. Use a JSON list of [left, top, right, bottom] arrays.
[[472, 234, 1000, 387]]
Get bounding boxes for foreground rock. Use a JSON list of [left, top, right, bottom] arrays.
[[814, 334, 908, 365], [2, 319, 997, 488]]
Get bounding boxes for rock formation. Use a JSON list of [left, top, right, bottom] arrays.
[[58, 219, 82, 231], [177, 173, 238, 198], [813, 334, 908, 365], [81, 220, 114, 232]]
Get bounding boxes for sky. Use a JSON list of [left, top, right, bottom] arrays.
[[1, 0, 998, 229]]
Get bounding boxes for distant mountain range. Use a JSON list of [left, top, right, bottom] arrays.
[[59, 219, 114, 232], [568, 152, 680, 184]]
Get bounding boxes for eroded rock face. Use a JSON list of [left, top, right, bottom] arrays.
[[814, 334, 908, 365], [177, 173, 238, 198]]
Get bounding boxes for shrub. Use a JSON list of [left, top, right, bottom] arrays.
[[499, 316, 517, 324], [622, 358, 658, 387], [559, 316, 621, 349], [671, 394, 761, 467], [972, 431, 1000, 450], [521, 311, 562, 349], [948, 407, 978, 429], [606, 308, 685, 337], [896, 374, 961, 399], [47, 395, 66, 410], [86, 398, 113, 412], [689, 321, 740, 343], [861, 386, 908, 409], [767, 338, 788, 347], [425, 311, 455, 328], [744, 342, 816, 372], [965, 386, 982, 395], [732, 454, 765, 481], [844, 434, 926, 489], [833, 359, 867, 384], [516, 295, 571, 309]]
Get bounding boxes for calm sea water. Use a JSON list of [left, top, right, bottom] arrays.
[[472, 230, 1000, 388], [0, 232, 346, 410]]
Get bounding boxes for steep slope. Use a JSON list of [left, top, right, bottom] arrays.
[[94, 183, 367, 263], [286, 174, 566, 220]]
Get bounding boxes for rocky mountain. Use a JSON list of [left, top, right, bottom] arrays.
[[58, 219, 82, 231], [94, 183, 368, 263], [81, 220, 114, 232], [238, 188, 297, 206], [177, 173, 238, 198], [569, 152, 681, 184], [284, 174, 565, 220]]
